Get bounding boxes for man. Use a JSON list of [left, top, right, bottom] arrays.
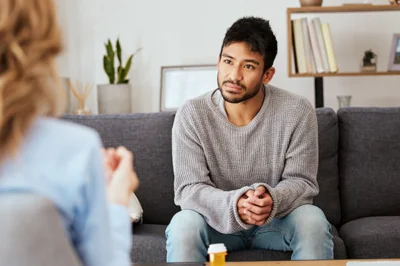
[[166, 16, 333, 262]]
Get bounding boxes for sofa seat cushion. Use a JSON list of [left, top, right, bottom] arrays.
[[340, 216, 400, 259], [131, 224, 168, 263], [131, 224, 346, 263]]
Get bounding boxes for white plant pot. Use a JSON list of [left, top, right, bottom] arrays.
[[97, 84, 132, 114]]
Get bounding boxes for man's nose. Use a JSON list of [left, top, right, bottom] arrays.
[[229, 66, 243, 82]]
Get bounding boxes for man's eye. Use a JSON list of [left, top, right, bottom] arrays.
[[244, 65, 255, 69], [223, 59, 232, 64]]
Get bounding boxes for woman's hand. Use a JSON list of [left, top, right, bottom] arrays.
[[103, 146, 139, 207]]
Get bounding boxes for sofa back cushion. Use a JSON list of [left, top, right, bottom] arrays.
[[314, 108, 341, 226], [338, 108, 400, 223], [63, 113, 180, 225]]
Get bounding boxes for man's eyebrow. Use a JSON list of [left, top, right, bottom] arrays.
[[222, 53, 234, 59], [244, 59, 260, 65], [221, 53, 260, 65]]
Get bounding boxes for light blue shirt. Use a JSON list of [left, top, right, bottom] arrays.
[[0, 117, 131, 266]]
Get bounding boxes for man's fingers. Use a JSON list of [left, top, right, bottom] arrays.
[[244, 203, 272, 215], [239, 214, 248, 222], [255, 220, 266, 226], [239, 209, 270, 225], [244, 189, 255, 198], [241, 213, 266, 226], [248, 194, 273, 207], [254, 186, 267, 197], [239, 214, 257, 225], [237, 197, 247, 208], [239, 206, 268, 216], [239, 206, 258, 225], [247, 212, 269, 223], [246, 217, 255, 225]]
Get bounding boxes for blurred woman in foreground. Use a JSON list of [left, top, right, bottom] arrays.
[[0, 0, 138, 265]]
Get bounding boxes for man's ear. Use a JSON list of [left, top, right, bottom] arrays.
[[262, 67, 275, 84], [217, 56, 221, 68]]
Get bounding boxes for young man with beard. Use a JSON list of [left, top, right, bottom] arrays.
[[166, 17, 333, 262]]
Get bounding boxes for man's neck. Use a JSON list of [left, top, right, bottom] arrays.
[[224, 86, 265, 127]]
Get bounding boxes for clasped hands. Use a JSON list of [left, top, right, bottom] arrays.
[[237, 186, 273, 226]]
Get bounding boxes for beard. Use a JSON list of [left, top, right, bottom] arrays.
[[217, 73, 264, 104]]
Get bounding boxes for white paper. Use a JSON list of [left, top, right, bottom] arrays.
[[128, 192, 143, 223], [347, 261, 400, 266]]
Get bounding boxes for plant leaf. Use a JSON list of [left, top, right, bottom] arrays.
[[116, 38, 122, 66], [121, 54, 134, 82], [103, 55, 115, 84], [106, 39, 114, 58], [117, 65, 124, 84], [103, 39, 115, 84]]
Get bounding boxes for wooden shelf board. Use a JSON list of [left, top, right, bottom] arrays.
[[289, 71, 400, 77], [287, 4, 400, 14]]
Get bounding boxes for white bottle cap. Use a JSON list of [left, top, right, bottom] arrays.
[[207, 243, 227, 254]]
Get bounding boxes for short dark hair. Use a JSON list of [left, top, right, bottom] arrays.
[[219, 16, 278, 72]]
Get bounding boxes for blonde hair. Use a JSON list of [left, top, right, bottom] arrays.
[[0, 0, 65, 160]]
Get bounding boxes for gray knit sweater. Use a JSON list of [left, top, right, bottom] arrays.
[[172, 85, 319, 234]]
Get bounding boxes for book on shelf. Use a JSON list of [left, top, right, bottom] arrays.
[[312, 17, 330, 73], [291, 20, 299, 74], [292, 19, 307, 74], [321, 23, 339, 73], [291, 16, 338, 74], [301, 18, 316, 73], [307, 18, 324, 73]]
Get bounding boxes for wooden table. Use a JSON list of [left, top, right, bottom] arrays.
[[133, 259, 400, 266], [207, 260, 400, 266]]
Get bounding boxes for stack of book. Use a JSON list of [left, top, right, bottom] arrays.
[[291, 17, 338, 74]]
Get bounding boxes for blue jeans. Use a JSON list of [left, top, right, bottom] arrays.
[[165, 204, 333, 262]]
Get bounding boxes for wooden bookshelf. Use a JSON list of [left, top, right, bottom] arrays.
[[289, 71, 400, 77], [286, 4, 400, 107], [287, 4, 400, 14]]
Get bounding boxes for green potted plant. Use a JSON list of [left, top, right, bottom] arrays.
[[97, 38, 141, 114], [361, 49, 377, 72]]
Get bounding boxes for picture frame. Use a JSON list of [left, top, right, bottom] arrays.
[[388, 33, 400, 71], [159, 64, 217, 112]]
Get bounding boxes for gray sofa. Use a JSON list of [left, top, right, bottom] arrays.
[[63, 107, 400, 263]]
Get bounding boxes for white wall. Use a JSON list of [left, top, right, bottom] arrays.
[[55, 0, 400, 113]]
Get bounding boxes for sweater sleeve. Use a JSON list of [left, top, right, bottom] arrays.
[[252, 101, 319, 223], [74, 135, 132, 266], [172, 107, 254, 234]]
